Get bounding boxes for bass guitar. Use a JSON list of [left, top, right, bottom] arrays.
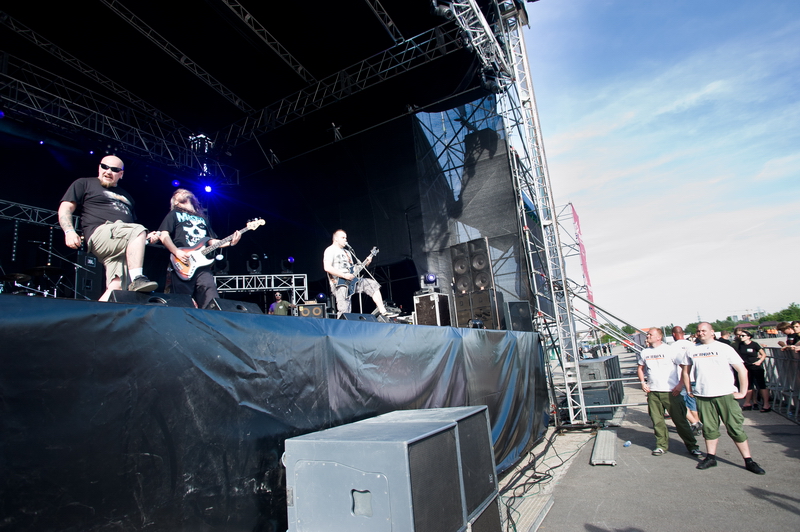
[[336, 246, 379, 298], [170, 218, 264, 281]]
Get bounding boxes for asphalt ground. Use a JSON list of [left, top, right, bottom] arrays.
[[500, 342, 800, 532]]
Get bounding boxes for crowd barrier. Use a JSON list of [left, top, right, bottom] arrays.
[[764, 347, 800, 419]]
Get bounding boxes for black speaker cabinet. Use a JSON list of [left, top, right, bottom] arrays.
[[108, 291, 196, 308], [414, 293, 451, 326], [340, 313, 377, 321], [298, 303, 326, 318], [205, 297, 263, 314], [284, 406, 501, 532], [454, 290, 505, 330], [507, 301, 533, 332], [74, 250, 104, 300], [450, 238, 494, 293]]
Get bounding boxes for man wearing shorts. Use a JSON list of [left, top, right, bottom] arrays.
[[59, 156, 158, 301], [682, 322, 765, 474]]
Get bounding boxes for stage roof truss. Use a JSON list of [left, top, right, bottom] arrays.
[[448, 0, 513, 87], [0, 53, 238, 183], [218, 0, 317, 84], [99, 0, 256, 115], [364, 0, 405, 44], [0, 11, 184, 129], [218, 22, 466, 148]]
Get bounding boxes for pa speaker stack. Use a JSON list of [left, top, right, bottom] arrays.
[[450, 238, 505, 329], [284, 406, 501, 532]]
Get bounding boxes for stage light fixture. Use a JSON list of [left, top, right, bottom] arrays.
[[247, 254, 262, 274], [0, 110, 5, 119], [172, 180, 180, 187], [316, 293, 327, 304], [424, 273, 437, 284], [204, 185, 212, 193], [39, 140, 44, 145], [281, 257, 294, 274]]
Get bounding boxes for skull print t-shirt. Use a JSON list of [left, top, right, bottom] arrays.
[[158, 209, 217, 249]]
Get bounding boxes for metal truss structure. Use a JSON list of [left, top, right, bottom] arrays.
[[214, 274, 308, 306], [493, 2, 588, 425], [217, 22, 467, 147], [0, 52, 239, 184], [0, 199, 61, 228]]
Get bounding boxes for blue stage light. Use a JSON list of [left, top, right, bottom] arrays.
[[172, 180, 180, 187], [39, 140, 44, 145], [288, 256, 295, 264], [424, 273, 437, 284], [316, 293, 328, 303], [204, 185, 212, 193]]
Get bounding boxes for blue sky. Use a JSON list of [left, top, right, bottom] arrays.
[[522, 0, 800, 328]]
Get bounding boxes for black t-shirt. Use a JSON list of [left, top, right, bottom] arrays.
[[158, 209, 217, 249], [787, 333, 799, 346], [736, 341, 762, 365], [61, 177, 136, 242]]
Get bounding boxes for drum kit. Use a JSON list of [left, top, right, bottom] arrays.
[[0, 265, 64, 297]]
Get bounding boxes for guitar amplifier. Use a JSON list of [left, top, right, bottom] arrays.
[[298, 303, 326, 318]]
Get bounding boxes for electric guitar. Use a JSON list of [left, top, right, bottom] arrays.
[[170, 218, 264, 281], [336, 246, 379, 298]]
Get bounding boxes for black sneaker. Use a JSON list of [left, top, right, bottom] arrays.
[[696, 457, 717, 470], [128, 275, 158, 292], [745, 461, 765, 475]]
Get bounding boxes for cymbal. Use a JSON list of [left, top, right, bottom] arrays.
[[1, 273, 31, 282], [26, 265, 63, 276]]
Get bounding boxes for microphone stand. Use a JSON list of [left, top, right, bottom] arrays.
[[38, 245, 92, 299]]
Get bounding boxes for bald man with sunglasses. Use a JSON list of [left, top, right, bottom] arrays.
[[59, 156, 159, 301]]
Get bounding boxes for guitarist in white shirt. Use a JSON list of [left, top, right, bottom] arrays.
[[323, 229, 392, 319], [156, 189, 240, 309]]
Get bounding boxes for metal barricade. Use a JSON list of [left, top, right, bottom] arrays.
[[764, 347, 800, 420]]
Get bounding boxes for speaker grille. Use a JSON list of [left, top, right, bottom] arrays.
[[458, 412, 496, 515], [408, 428, 463, 532]]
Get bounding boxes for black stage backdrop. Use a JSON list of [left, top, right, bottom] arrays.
[[0, 295, 548, 531]]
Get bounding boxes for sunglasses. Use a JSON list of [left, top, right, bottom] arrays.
[[100, 163, 123, 173]]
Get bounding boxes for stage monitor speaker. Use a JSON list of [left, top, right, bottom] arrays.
[[74, 250, 104, 300], [340, 313, 377, 321], [507, 301, 533, 332], [413, 292, 451, 326], [363, 406, 499, 523], [298, 303, 325, 318], [205, 298, 263, 314], [285, 408, 500, 532], [109, 291, 196, 308]]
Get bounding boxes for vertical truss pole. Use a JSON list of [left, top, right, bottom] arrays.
[[493, 4, 586, 424]]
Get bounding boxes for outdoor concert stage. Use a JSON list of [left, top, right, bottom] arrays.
[[0, 294, 547, 531]]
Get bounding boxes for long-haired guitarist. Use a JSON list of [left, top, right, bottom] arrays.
[[156, 189, 240, 309], [323, 229, 392, 319]]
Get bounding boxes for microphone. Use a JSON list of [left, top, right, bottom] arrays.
[[345, 243, 354, 250]]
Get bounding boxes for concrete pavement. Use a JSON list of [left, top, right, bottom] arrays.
[[499, 344, 800, 532]]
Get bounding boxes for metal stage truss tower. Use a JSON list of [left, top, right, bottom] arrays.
[[418, 1, 589, 424]]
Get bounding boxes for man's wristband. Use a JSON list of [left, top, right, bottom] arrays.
[[65, 229, 76, 234]]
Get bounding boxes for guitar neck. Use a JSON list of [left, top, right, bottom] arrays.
[[202, 226, 250, 257]]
